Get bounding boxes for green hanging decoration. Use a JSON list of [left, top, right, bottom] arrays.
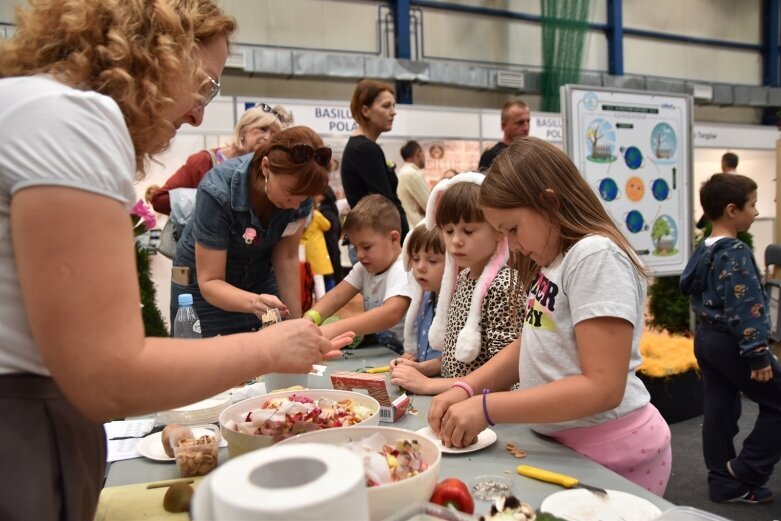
[[130, 200, 169, 337], [136, 244, 169, 337], [540, 0, 592, 113]]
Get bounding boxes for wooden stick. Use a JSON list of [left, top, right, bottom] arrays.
[[146, 479, 194, 489]]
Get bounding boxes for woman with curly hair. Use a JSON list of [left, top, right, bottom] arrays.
[[0, 2, 352, 519]]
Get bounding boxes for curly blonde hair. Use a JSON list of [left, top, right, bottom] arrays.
[[0, 0, 236, 176]]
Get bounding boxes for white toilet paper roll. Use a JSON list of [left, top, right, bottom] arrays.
[[209, 442, 369, 520]]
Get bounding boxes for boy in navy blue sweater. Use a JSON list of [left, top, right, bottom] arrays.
[[681, 173, 780, 505]]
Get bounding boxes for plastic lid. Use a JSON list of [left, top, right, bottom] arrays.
[[178, 293, 194, 306]]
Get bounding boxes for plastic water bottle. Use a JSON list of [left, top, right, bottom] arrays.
[[174, 294, 201, 339]]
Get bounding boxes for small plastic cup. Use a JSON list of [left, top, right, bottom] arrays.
[[169, 424, 220, 477], [470, 474, 515, 502]]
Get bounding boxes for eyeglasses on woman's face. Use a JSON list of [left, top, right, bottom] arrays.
[[198, 75, 220, 108], [271, 144, 332, 167]]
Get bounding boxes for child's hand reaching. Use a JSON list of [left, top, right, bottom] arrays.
[[390, 355, 417, 369], [390, 363, 431, 394]]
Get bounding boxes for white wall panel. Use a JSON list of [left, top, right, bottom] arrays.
[[421, 9, 606, 71], [0, 0, 22, 24], [624, 37, 762, 85], [422, 10, 543, 65], [223, 0, 380, 53], [624, 0, 761, 44]]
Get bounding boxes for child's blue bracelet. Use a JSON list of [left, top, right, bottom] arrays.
[[482, 388, 495, 426]]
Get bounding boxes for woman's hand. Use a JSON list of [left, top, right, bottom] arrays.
[[259, 319, 352, 373], [390, 364, 431, 394], [325, 332, 356, 358], [250, 294, 289, 319], [427, 387, 470, 436], [437, 397, 487, 449]]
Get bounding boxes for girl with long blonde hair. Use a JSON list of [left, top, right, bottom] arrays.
[[428, 137, 671, 495]]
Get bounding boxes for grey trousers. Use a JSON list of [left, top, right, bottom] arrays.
[[0, 374, 106, 521]]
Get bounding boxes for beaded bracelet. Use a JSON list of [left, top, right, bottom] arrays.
[[482, 389, 496, 426], [451, 381, 475, 398]]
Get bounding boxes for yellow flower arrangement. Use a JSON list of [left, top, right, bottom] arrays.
[[638, 331, 699, 378]]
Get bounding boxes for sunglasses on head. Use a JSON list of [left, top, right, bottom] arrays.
[[271, 144, 332, 167], [257, 102, 282, 121]]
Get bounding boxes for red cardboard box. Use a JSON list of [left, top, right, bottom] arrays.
[[330, 371, 410, 423]]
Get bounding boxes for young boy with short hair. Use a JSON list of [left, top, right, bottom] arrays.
[[680, 173, 781, 505], [305, 194, 415, 353]]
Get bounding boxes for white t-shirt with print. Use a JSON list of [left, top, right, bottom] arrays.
[[344, 255, 416, 342], [518, 235, 650, 435], [0, 76, 136, 375]]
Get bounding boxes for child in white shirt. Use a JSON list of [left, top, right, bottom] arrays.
[[306, 194, 416, 352]]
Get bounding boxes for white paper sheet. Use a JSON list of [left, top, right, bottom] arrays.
[[104, 418, 155, 440]]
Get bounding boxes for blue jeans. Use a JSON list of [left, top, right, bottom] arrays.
[[171, 273, 279, 338], [694, 324, 781, 499]]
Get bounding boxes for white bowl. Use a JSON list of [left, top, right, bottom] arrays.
[[219, 389, 380, 459], [277, 425, 442, 521]]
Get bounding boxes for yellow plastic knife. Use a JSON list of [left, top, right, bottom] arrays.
[[365, 366, 390, 374], [516, 465, 608, 496]]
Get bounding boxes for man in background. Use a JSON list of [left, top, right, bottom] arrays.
[[697, 152, 740, 229], [478, 100, 531, 172], [721, 152, 738, 174], [396, 140, 430, 226]]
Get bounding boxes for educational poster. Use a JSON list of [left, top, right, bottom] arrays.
[[562, 86, 692, 277]]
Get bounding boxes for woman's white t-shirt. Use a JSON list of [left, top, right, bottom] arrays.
[[0, 75, 136, 375], [518, 235, 651, 435]]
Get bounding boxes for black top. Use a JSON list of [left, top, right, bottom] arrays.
[[478, 141, 508, 172], [340, 135, 409, 238]]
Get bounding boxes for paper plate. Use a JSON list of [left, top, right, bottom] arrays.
[[415, 426, 497, 454], [156, 392, 232, 426], [540, 488, 662, 521], [136, 431, 174, 462]]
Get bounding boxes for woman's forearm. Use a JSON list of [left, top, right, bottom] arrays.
[[199, 279, 259, 314], [272, 251, 302, 318]]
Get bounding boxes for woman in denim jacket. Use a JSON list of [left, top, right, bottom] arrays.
[[172, 126, 332, 337]]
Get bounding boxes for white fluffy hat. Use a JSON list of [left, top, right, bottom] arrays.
[[423, 172, 510, 364], [401, 221, 426, 356]]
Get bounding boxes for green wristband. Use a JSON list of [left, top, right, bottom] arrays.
[[304, 309, 322, 326]]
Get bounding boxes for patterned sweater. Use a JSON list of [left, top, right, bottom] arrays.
[[441, 265, 524, 378], [680, 237, 772, 370]]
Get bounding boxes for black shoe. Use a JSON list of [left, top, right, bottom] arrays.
[[714, 487, 773, 505]]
